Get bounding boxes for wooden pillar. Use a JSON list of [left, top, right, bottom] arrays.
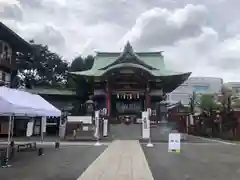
[[105, 81, 110, 116]]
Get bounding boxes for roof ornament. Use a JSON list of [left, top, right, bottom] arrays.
[[123, 41, 134, 55], [122, 41, 139, 60], [99, 40, 158, 70]]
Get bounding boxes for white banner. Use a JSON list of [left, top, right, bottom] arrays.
[[168, 133, 181, 152], [190, 114, 194, 125], [142, 111, 150, 139], [41, 116, 47, 133], [103, 119, 108, 137], [95, 111, 99, 119], [147, 108, 151, 117], [26, 121, 34, 137], [94, 111, 100, 138]]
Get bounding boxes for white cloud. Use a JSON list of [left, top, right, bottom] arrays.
[[120, 4, 208, 49], [120, 3, 240, 82], [0, 0, 240, 82]]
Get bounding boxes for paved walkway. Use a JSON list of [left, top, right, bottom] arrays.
[[77, 140, 154, 180]]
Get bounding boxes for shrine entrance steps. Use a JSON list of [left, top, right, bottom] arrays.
[[109, 124, 142, 140], [108, 123, 174, 142]]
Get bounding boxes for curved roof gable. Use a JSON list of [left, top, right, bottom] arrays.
[[100, 41, 157, 70]]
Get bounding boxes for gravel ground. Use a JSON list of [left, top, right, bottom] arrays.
[[142, 137, 240, 180], [0, 145, 107, 180]]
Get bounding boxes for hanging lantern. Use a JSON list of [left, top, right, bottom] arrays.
[[117, 94, 119, 99], [137, 93, 139, 99], [130, 94, 132, 99], [123, 94, 126, 99]]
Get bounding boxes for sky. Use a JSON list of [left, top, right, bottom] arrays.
[[0, 0, 240, 82]]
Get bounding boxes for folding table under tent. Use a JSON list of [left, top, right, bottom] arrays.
[[0, 86, 61, 166]]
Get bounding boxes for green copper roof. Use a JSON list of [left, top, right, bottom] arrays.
[[70, 42, 191, 78], [100, 42, 157, 70], [71, 62, 190, 77]]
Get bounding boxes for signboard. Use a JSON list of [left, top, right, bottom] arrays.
[[26, 121, 34, 137], [168, 133, 181, 152], [83, 126, 89, 131], [142, 111, 150, 139]]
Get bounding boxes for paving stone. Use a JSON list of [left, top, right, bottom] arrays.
[[77, 140, 154, 180]]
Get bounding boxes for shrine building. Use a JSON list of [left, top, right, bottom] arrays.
[[71, 42, 191, 123]]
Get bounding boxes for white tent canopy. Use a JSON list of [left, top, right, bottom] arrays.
[[0, 86, 61, 117]]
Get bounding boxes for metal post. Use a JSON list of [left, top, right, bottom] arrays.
[[10, 116, 15, 159], [39, 117, 45, 156], [41, 117, 45, 143], [3, 116, 12, 167], [11, 116, 14, 139]]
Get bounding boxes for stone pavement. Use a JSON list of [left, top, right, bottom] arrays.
[[142, 141, 240, 180], [77, 140, 154, 180], [0, 145, 107, 180]]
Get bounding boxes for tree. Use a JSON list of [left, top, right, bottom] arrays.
[[84, 55, 94, 70], [67, 55, 93, 100], [69, 56, 85, 72], [67, 55, 94, 115], [17, 41, 69, 88], [199, 94, 221, 111]]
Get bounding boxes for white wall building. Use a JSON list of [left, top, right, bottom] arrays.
[[223, 82, 240, 95], [168, 77, 223, 105]]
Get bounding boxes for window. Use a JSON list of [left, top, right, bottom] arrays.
[[4, 44, 8, 52], [5, 72, 10, 83], [0, 71, 11, 87], [192, 86, 209, 93], [0, 41, 12, 63]]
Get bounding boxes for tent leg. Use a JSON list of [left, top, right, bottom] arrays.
[[39, 117, 45, 156], [2, 116, 12, 168], [10, 116, 15, 158]]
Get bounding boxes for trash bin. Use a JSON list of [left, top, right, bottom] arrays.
[[55, 141, 60, 149], [0, 150, 7, 167], [38, 148, 44, 156]]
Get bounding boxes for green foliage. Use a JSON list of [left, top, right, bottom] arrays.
[[69, 56, 85, 72], [17, 40, 95, 102], [199, 94, 221, 110], [84, 55, 94, 70], [232, 96, 240, 109], [67, 55, 95, 101], [17, 40, 69, 88]]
